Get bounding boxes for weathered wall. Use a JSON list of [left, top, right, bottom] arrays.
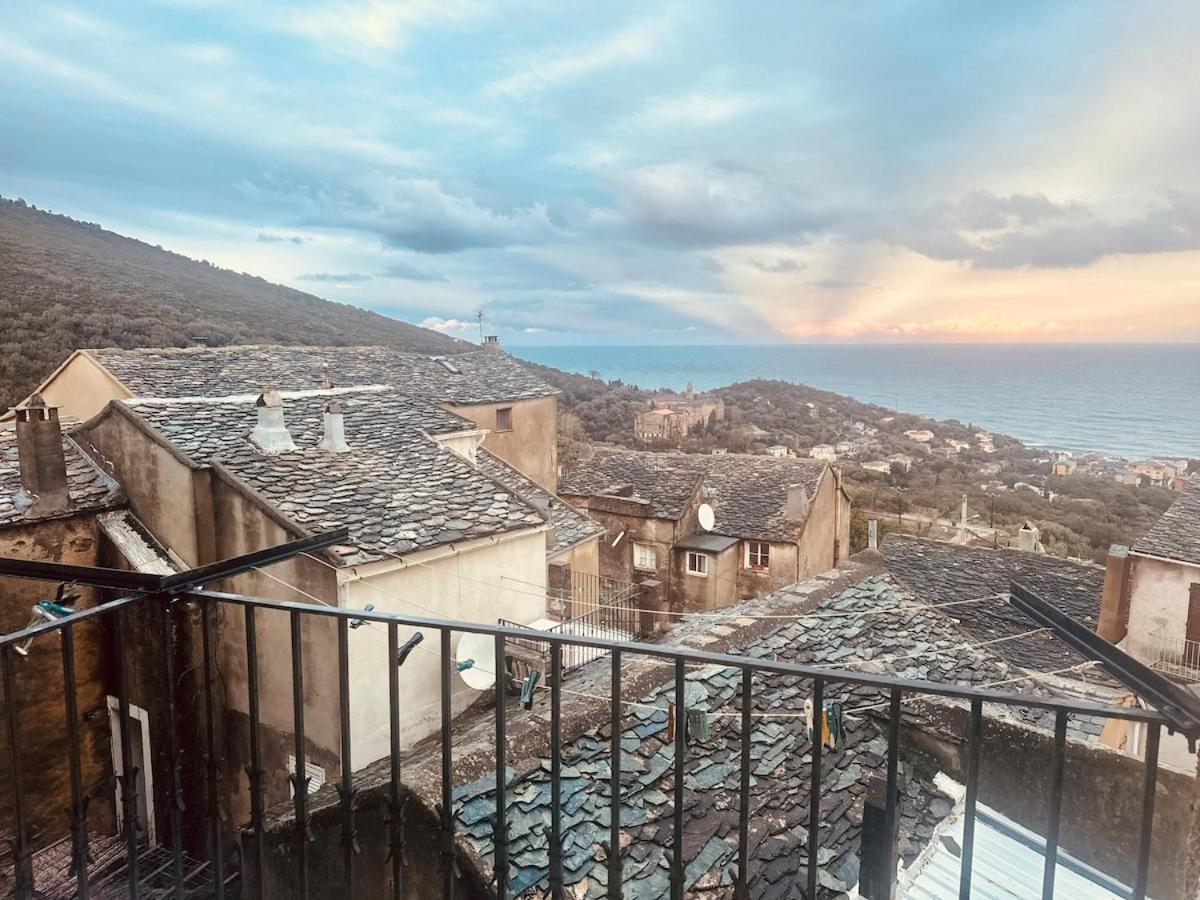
[[1125, 553, 1199, 664], [553, 534, 599, 582], [909, 703, 1194, 900], [673, 543, 739, 612], [343, 529, 548, 766], [18, 352, 131, 423], [734, 540, 799, 604], [794, 469, 849, 582], [0, 514, 114, 848], [448, 395, 558, 492]]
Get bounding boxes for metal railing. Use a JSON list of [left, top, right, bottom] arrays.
[[1147, 624, 1200, 682], [0, 566, 1183, 900]]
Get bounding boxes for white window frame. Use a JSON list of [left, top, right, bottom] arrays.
[[107, 696, 156, 845], [685, 551, 708, 577], [287, 754, 326, 798], [745, 541, 770, 571], [633, 542, 657, 572]]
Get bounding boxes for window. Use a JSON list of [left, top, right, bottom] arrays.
[[686, 551, 708, 577], [633, 542, 657, 571], [287, 755, 326, 798], [495, 406, 513, 432], [745, 541, 770, 570]]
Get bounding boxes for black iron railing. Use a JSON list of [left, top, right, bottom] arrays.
[[0, 561, 1190, 900]]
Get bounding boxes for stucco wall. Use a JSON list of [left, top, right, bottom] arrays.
[[1125, 553, 1200, 664], [447, 395, 558, 492], [343, 529, 548, 766], [734, 540, 799, 603], [553, 535, 599, 581], [17, 351, 131, 422], [794, 469, 849, 581], [674, 543, 739, 611], [0, 515, 114, 847]]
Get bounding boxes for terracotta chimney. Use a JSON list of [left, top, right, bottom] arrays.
[[14, 394, 69, 514], [317, 400, 350, 453], [1097, 544, 1132, 643], [249, 390, 296, 454]]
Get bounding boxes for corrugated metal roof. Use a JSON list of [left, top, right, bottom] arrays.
[[899, 778, 1136, 900]]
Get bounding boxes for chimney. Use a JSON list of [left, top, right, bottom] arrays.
[[249, 390, 296, 454], [1097, 544, 1131, 643], [1015, 522, 1043, 553], [482, 335, 501, 350], [317, 400, 350, 453], [14, 394, 69, 514], [785, 483, 810, 520]]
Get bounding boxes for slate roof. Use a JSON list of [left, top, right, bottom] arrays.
[[86, 345, 557, 406], [443, 574, 1117, 898], [128, 390, 547, 565], [0, 427, 123, 526], [474, 449, 604, 559], [1132, 483, 1200, 566], [880, 535, 1105, 674], [559, 449, 829, 542]]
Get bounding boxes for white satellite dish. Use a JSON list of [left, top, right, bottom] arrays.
[[697, 503, 715, 532], [454, 632, 497, 690]]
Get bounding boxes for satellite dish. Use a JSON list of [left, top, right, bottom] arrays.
[[454, 632, 497, 690], [697, 503, 715, 532]]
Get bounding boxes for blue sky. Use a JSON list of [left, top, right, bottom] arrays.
[[3, 2, 1200, 344]]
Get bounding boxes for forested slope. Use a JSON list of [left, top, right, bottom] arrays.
[[0, 197, 466, 408]]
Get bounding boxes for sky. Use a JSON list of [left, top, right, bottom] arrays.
[[3, 2, 1200, 345]]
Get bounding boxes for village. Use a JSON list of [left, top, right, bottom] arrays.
[[0, 339, 1198, 898]]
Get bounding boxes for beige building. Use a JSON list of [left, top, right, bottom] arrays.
[[558, 449, 851, 625], [1098, 484, 1200, 771], [633, 386, 724, 446], [7, 345, 601, 827]]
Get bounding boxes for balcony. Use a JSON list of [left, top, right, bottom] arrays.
[[0, 543, 1197, 899], [1147, 625, 1200, 683]]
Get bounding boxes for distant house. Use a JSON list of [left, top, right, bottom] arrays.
[[946, 438, 971, 452], [809, 443, 837, 462], [903, 428, 935, 443], [765, 444, 789, 458], [1053, 458, 1078, 476], [976, 431, 996, 453], [978, 461, 1004, 477], [861, 460, 892, 474], [558, 449, 851, 621], [1098, 484, 1200, 770], [834, 440, 854, 455], [632, 388, 724, 446], [887, 452, 913, 473], [733, 423, 771, 441]]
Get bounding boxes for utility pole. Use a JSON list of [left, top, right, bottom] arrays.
[[475, 308, 485, 344]]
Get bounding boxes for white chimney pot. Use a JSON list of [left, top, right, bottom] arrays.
[[250, 390, 297, 454], [318, 400, 351, 453]]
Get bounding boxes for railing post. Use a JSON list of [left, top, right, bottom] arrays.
[[1133, 722, 1161, 900], [61, 623, 91, 899], [289, 610, 309, 900], [440, 629, 455, 900], [958, 697, 983, 900], [243, 605, 264, 900], [388, 623, 404, 900], [1041, 710, 1068, 900], [112, 605, 141, 899], [494, 633, 508, 897], [2, 644, 34, 899], [608, 649, 623, 900], [337, 617, 357, 894], [736, 667, 752, 900], [549, 642, 564, 898], [670, 657, 686, 900], [807, 677, 824, 900], [162, 599, 185, 898]]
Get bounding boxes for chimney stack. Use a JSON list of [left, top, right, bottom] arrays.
[[250, 390, 296, 454], [482, 335, 501, 350], [14, 394, 69, 515], [317, 400, 350, 453], [1015, 522, 1044, 553], [1097, 544, 1131, 642]]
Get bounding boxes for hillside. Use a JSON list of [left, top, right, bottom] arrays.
[[0, 197, 467, 408]]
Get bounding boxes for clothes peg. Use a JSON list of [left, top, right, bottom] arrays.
[[520, 671, 541, 710], [349, 603, 375, 629], [455, 658, 475, 673], [395, 632, 423, 667]]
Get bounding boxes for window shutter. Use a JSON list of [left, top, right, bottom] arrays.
[[1187, 584, 1200, 646]]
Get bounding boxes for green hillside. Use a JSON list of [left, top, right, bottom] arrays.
[[0, 197, 467, 408]]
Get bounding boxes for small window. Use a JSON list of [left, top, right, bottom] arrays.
[[633, 542, 656, 571], [686, 551, 708, 577], [746, 541, 770, 570], [287, 755, 326, 798], [495, 407, 513, 432]]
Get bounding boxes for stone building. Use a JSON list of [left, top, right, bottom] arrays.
[[5, 345, 602, 841], [632, 385, 724, 446], [1097, 483, 1200, 770], [558, 449, 850, 624]]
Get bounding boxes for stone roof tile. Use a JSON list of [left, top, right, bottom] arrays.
[[1132, 483, 1200, 566]]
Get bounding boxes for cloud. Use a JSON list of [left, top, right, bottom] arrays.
[[749, 257, 804, 274], [606, 162, 836, 248], [631, 90, 766, 129], [808, 278, 870, 289], [380, 261, 447, 281], [881, 190, 1200, 269], [522, 327, 546, 334], [421, 316, 477, 334], [298, 271, 373, 283], [333, 174, 557, 253], [485, 12, 678, 99], [786, 314, 1075, 340], [257, 231, 306, 245], [282, 0, 483, 52]]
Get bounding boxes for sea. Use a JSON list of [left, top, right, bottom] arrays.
[[511, 343, 1199, 461]]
